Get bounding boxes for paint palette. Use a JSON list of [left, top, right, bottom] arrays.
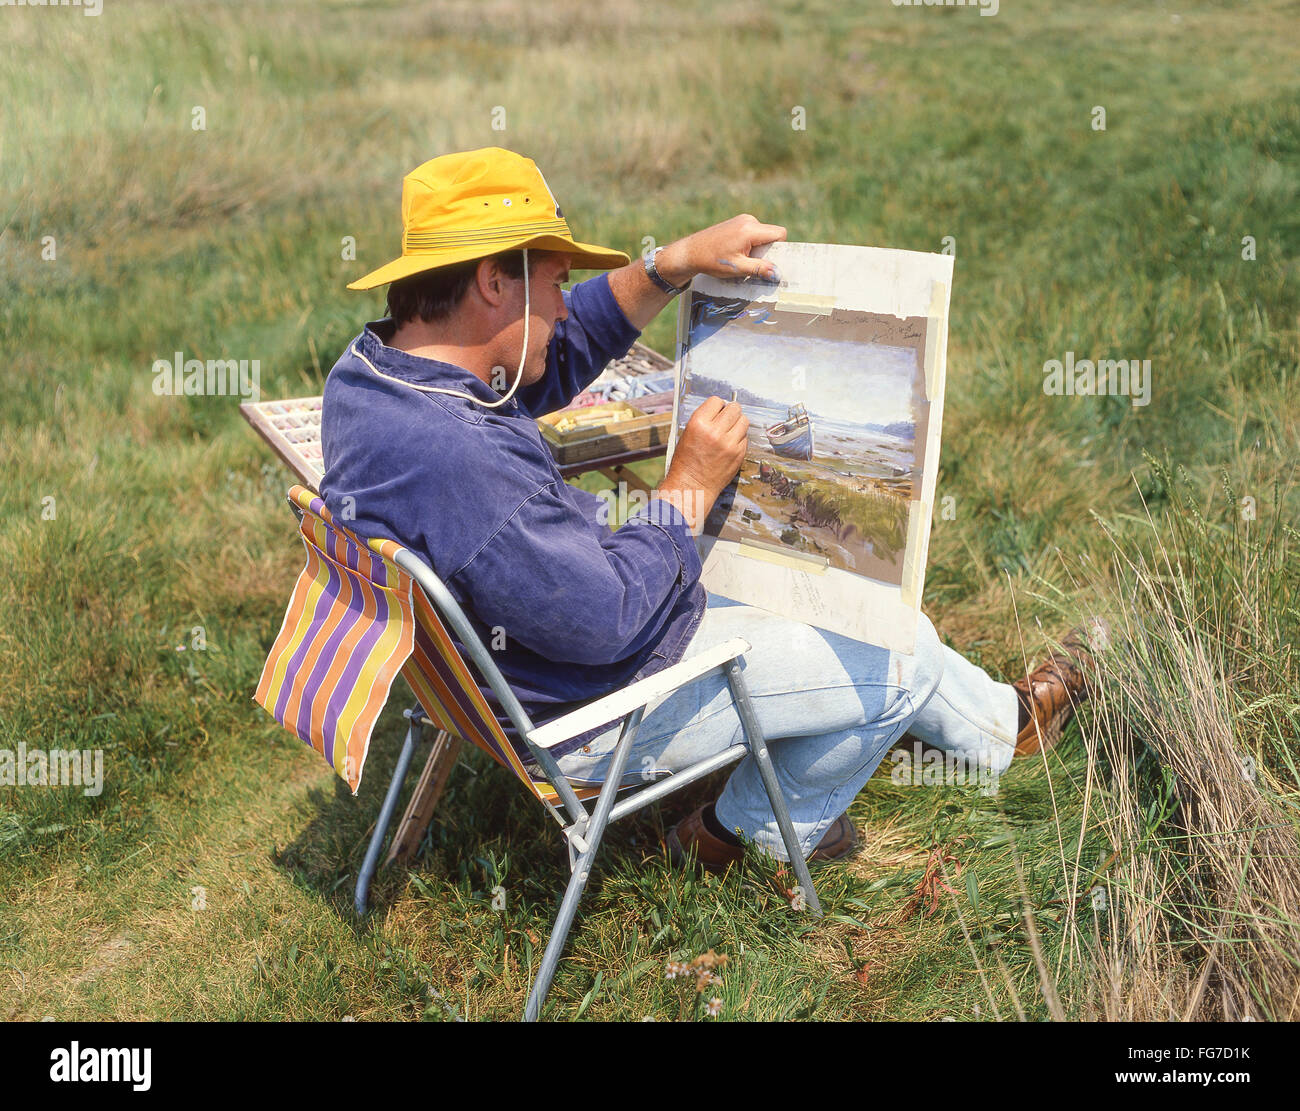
[[240, 396, 326, 488], [240, 341, 674, 489]]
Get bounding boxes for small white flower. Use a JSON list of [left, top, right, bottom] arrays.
[[704, 997, 723, 1018]]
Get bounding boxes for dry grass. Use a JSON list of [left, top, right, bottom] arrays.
[[1042, 462, 1300, 1019]]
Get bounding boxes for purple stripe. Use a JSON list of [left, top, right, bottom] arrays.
[[354, 540, 386, 587], [413, 623, 488, 730], [328, 528, 361, 575], [297, 526, 390, 729], [343, 536, 361, 574], [319, 580, 393, 763], [336, 528, 390, 589], [273, 553, 342, 724], [412, 622, 512, 763], [295, 573, 370, 754]]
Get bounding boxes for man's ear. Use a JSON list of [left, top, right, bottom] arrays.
[[473, 256, 509, 309]]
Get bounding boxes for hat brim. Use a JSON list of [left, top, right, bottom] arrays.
[[346, 233, 630, 291]]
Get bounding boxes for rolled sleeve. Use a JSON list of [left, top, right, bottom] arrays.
[[621, 499, 703, 587]]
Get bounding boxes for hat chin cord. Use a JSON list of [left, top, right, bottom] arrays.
[[352, 245, 531, 409]]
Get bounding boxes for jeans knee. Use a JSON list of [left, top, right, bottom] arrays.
[[910, 613, 946, 710]]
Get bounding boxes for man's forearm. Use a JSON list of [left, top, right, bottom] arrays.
[[605, 239, 695, 331]]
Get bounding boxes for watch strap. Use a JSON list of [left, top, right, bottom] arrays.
[[644, 246, 687, 295]]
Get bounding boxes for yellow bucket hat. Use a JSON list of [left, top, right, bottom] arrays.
[[347, 147, 629, 290]]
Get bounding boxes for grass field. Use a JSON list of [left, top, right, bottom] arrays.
[[1, 0, 1297, 1021]]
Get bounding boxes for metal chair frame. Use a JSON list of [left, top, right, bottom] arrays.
[[347, 544, 823, 1021]]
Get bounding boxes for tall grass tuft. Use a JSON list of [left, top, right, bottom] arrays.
[[1062, 458, 1300, 1019]]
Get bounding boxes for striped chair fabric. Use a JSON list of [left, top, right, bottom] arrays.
[[255, 485, 588, 806]]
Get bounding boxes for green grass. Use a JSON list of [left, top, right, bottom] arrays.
[[1, 0, 1297, 1020], [797, 478, 910, 561]]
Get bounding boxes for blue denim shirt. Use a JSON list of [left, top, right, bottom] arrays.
[[320, 273, 706, 760]]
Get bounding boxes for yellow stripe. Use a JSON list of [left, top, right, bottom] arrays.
[[256, 493, 333, 718], [331, 579, 413, 780], [257, 545, 329, 723], [407, 675, 458, 736]]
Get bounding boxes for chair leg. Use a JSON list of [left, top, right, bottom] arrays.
[[725, 661, 823, 918], [524, 708, 643, 1021], [354, 714, 422, 917], [523, 848, 594, 1022]]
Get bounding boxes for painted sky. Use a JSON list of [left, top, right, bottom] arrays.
[[686, 313, 919, 427]]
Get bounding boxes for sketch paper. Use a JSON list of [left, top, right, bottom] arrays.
[[667, 241, 953, 654]]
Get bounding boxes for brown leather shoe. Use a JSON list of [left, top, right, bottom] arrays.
[[667, 807, 858, 872], [1013, 619, 1108, 756], [809, 813, 859, 861]]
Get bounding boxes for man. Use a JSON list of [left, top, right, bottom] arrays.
[[321, 147, 1095, 869]]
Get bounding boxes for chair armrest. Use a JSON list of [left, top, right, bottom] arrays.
[[526, 637, 751, 750]]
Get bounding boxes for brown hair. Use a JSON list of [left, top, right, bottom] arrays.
[[385, 249, 539, 326]]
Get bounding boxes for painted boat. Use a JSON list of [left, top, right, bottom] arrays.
[[766, 403, 814, 461]]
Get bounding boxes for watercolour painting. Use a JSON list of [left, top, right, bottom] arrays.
[[668, 241, 953, 654]]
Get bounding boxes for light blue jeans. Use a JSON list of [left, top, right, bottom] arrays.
[[555, 592, 1021, 861]]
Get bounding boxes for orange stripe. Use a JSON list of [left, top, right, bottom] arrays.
[[410, 591, 536, 777], [254, 560, 315, 708], [400, 662, 449, 729], [414, 597, 501, 727], [257, 536, 336, 714], [408, 635, 504, 762], [276, 543, 345, 732], [303, 571, 388, 753], [280, 524, 363, 731], [341, 584, 415, 765], [411, 600, 518, 765]]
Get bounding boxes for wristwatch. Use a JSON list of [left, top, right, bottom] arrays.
[[644, 246, 689, 296]]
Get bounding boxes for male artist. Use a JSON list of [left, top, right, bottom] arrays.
[[321, 148, 1094, 869]]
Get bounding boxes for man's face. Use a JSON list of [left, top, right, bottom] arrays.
[[497, 252, 571, 388]]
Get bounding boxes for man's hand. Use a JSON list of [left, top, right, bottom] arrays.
[[653, 397, 749, 532], [657, 214, 787, 287], [605, 214, 787, 330]]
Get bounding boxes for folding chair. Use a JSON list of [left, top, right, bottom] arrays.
[[256, 485, 822, 1021]]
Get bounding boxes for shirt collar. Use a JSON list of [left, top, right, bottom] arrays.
[[357, 318, 517, 409]]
